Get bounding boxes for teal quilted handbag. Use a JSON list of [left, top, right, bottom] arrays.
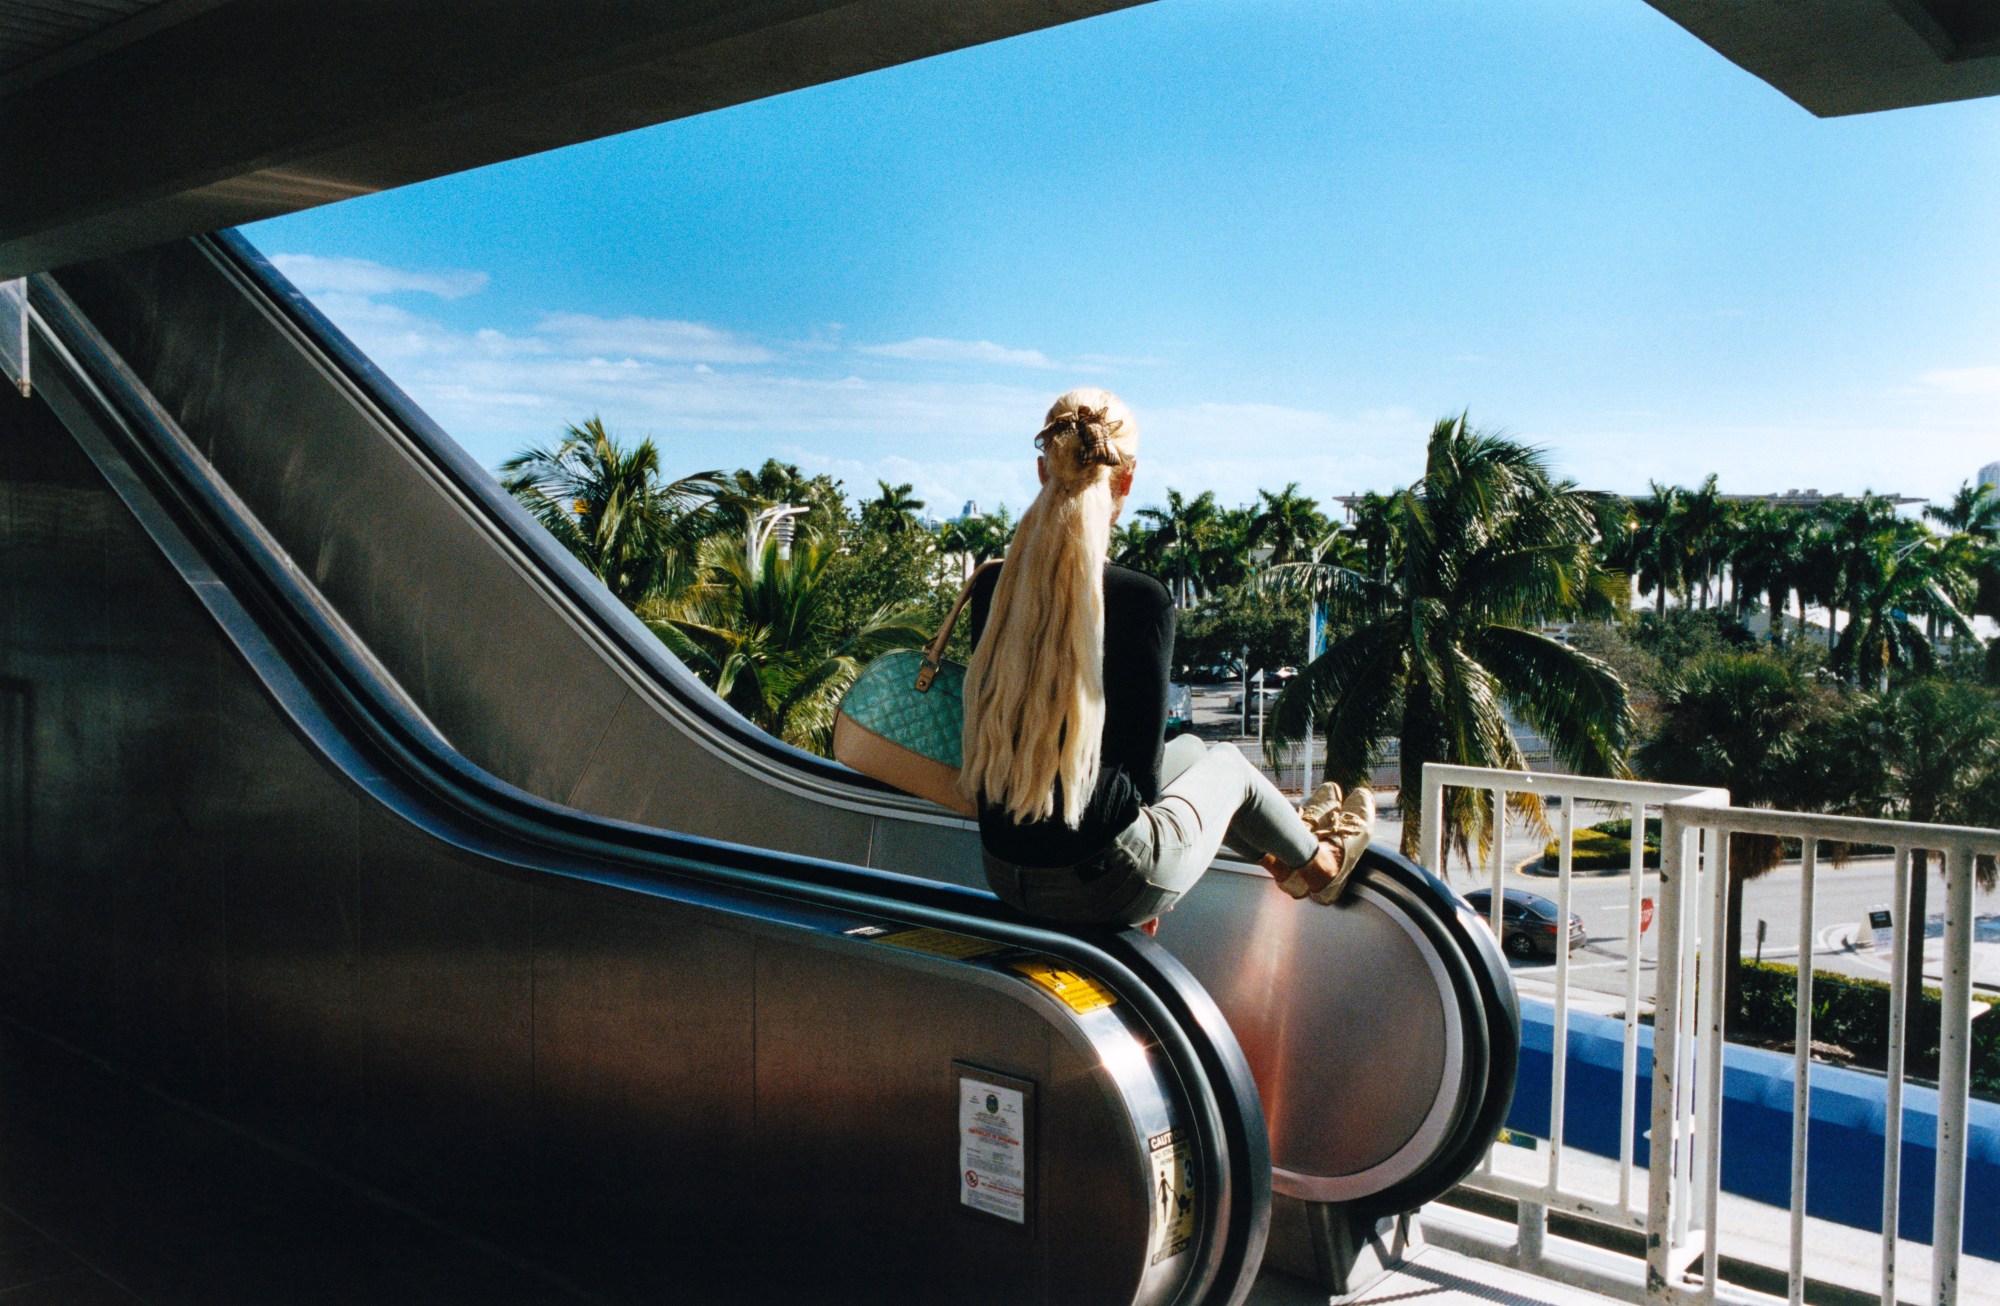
[[833, 562, 996, 815]]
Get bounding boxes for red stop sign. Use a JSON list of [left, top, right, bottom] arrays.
[[1641, 898, 1655, 934]]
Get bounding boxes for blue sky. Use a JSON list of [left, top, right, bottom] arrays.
[[246, 0, 2000, 519]]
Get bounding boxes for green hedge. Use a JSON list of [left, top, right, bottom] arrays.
[[1540, 825, 1661, 870], [1735, 959, 1999, 1099], [1588, 816, 1661, 843]]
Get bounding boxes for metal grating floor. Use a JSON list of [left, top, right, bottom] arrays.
[[1251, 1245, 1631, 1306]]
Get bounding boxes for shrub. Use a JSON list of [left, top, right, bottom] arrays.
[[1540, 825, 1661, 870], [1735, 959, 1999, 1100], [1589, 816, 1661, 843]]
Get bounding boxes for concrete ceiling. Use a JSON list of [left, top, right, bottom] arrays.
[[1645, 0, 2000, 117]]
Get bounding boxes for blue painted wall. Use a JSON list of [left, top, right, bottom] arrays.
[[1505, 1002, 2000, 1257]]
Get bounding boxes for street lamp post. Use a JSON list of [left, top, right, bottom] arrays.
[[749, 503, 810, 564], [1240, 644, 1250, 737]]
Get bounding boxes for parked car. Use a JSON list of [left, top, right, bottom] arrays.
[[1226, 684, 1283, 714], [1462, 888, 1587, 959], [1166, 682, 1194, 736]]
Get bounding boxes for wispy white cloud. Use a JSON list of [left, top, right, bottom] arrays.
[[276, 257, 2000, 516], [1917, 363, 2000, 396], [269, 254, 488, 300], [536, 312, 773, 365], [273, 261, 1493, 512], [861, 337, 1063, 369]]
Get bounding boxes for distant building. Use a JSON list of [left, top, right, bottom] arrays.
[[1980, 462, 2000, 491], [1330, 487, 1923, 521], [1728, 488, 1924, 511]]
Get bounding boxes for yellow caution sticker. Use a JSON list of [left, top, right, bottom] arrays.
[[876, 927, 1008, 960], [1010, 959, 1118, 1013]]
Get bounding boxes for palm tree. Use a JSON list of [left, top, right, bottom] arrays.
[[654, 529, 929, 755], [1264, 415, 1634, 863], [1728, 503, 1801, 638], [1844, 680, 2000, 1037], [1134, 490, 1225, 606], [1345, 490, 1396, 589], [717, 459, 848, 541], [1794, 512, 1844, 651], [1204, 505, 1258, 592], [1675, 476, 1729, 609], [1636, 651, 1838, 1027], [1110, 519, 1155, 571], [1927, 480, 2000, 538], [1924, 481, 2000, 666], [1628, 483, 1686, 616], [501, 416, 722, 608], [935, 509, 1015, 580], [1247, 484, 1327, 566], [1816, 494, 1900, 657], [861, 481, 926, 535], [1834, 525, 1974, 689]]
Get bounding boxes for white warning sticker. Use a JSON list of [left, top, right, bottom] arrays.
[[1149, 1128, 1196, 1264], [959, 1077, 1028, 1224]]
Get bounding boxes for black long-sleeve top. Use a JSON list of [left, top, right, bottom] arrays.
[[967, 563, 1176, 868]]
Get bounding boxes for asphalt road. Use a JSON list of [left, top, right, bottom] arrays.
[[1385, 813, 2000, 1013]]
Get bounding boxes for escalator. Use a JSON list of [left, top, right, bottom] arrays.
[[0, 235, 1517, 1302]]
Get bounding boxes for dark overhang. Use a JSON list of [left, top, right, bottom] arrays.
[[0, 0, 1149, 277], [1645, 0, 2000, 117]]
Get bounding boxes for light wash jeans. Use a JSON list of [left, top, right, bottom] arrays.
[[983, 734, 1319, 926]]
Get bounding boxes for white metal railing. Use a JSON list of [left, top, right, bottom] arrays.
[[1420, 763, 1999, 1306], [1422, 767, 1725, 1249]]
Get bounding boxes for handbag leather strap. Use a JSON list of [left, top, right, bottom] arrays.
[[914, 559, 1002, 692]]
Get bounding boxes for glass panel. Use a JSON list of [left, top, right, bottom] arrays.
[[0, 279, 25, 397]]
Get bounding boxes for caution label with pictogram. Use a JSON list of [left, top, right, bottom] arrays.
[[1148, 1128, 1196, 1264]]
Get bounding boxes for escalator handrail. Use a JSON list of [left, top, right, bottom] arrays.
[[207, 222, 1505, 1224], [1341, 845, 1520, 1215], [29, 269, 1273, 1306], [1371, 848, 1521, 1207]]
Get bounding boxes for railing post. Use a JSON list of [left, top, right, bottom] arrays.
[[1882, 848, 1911, 1306], [1550, 796, 1574, 1194], [1788, 839, 1818, 1306], [1931, 845, 1975, 1306], [1519, 1199, 1547, 1270], [1618, 798, 1643, 1213], [1648, 804, 1692, 1303], [1697, 829, 1731, 1300], [1421, 767, 1444, 874]]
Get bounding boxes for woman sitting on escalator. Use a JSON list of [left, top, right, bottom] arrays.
[[960, 388, 1372, 928]]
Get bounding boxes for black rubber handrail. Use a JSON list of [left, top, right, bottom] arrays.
[[29, 268, 1273, 1306], [1345, 847, 1520, 1215], [1351, 848, 1520, 1211]]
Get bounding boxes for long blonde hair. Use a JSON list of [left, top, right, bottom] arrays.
[[961, 389, 1140, 826]]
